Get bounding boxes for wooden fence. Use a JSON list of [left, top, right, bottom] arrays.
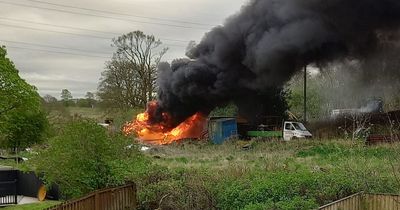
[[319, 192, 400, 210], [365, 194, 400, 210], [46, 183, 136, 210]]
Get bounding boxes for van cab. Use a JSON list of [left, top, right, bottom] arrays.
[[283, 121, 312, 141]]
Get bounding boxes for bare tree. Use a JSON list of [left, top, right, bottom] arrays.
[[98, 31, 168, 108], [43, 94, 57, 104]]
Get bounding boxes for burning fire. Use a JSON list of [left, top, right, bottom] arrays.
[[123, 101, 207, 145]]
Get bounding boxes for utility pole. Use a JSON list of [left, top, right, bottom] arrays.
[[303, 65, 307, 123]]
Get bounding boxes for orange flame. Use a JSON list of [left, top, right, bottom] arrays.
[[123, 102, 207, 145]]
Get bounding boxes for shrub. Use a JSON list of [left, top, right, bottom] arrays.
[[33, 119, 147, 198], [137, 166, 215, 210], [1, 110, 48, 151], [214, 169, 364, 210], [242, 201, 274, 210]]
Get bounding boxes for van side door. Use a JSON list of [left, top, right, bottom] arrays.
[[283, 122, 295, 141]]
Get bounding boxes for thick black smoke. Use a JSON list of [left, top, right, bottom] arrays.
[[152, 0, 400, 128]]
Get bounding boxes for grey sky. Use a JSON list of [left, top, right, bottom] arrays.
[[0, 0, 247, 98]]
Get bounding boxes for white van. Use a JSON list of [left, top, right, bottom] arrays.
[[283, 121, 312, 141]]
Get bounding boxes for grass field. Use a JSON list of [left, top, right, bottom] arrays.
[[146, 138, 397, 172], [65, 107, 143, 128], [67, 107, 105, 121], [45, 106, 143, 130], [134, 138, 400, 209], [3, 201, 61, 210]]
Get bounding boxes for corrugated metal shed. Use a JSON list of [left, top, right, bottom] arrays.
[[208, 117, 238, 144]]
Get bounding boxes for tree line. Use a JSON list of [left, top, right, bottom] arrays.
[[43, 89, 97, 108]]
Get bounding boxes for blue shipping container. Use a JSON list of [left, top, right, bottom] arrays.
[[208, 118, 238, 144]]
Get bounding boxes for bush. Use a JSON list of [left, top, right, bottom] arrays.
[[242, 201, 274, 210], [214, 169, 362, 210], [137, 167, 215, 210], [210, 103, 238, 117], [33, 119, 148, 198], [1, 110, 48, 151]]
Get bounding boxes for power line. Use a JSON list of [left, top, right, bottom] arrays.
[[0, 22, 110, 39], [0, 1, 209, 30], [0, 17, 191, 43], [0, 23, 187, 47], [1, 17, 117, 35], [26, 0, 213, 27], [0, 39, 111, 55], [3, 40, 186, 59], [6, 45, 111, 58]]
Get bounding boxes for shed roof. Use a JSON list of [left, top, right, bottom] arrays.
[[209, 117, 236, 122]]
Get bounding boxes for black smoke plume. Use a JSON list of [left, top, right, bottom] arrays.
[[151, 0, 400, 128]]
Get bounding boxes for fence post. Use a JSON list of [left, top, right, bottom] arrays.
[[132, 183, 137, 209], [14, 179, 17, 204], [95, 192, 100, 210]]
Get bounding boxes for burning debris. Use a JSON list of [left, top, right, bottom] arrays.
[[123, 101, 207, 145], [126, 0, 400, 144]]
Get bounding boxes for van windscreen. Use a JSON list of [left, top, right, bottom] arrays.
[[292, 123, 307, 131]]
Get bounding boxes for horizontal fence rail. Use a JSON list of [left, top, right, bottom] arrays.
[[318, 192, 363, 210], [319, 192, 400, 210], [47, 183, 136, 210]]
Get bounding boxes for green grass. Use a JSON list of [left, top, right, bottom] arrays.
[[19, 125, 400, 210], [149, 139, 400, 178], [67, 107, 105, 121], [3, 201, 61, 210], [134, 138, 400, 209]]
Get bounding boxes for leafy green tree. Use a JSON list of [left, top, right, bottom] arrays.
[[210, 103, 238, 117], [34, 119, 148, 198], [75, 98, 89, 108], [0, 46, 40, 117], [286, 71, 323, 120], [0, 46, 46, 151], [85, 92, 96, 108], [61, 89, 72, 106], [85, 92, 94, 100], [1, 111, 48, 151]]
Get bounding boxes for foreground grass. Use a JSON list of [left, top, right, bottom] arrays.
[[19, 134, 400, 210], [3, 201, 61, 210], [146, 139, 386, 172], [133, 139, 400, 210]]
